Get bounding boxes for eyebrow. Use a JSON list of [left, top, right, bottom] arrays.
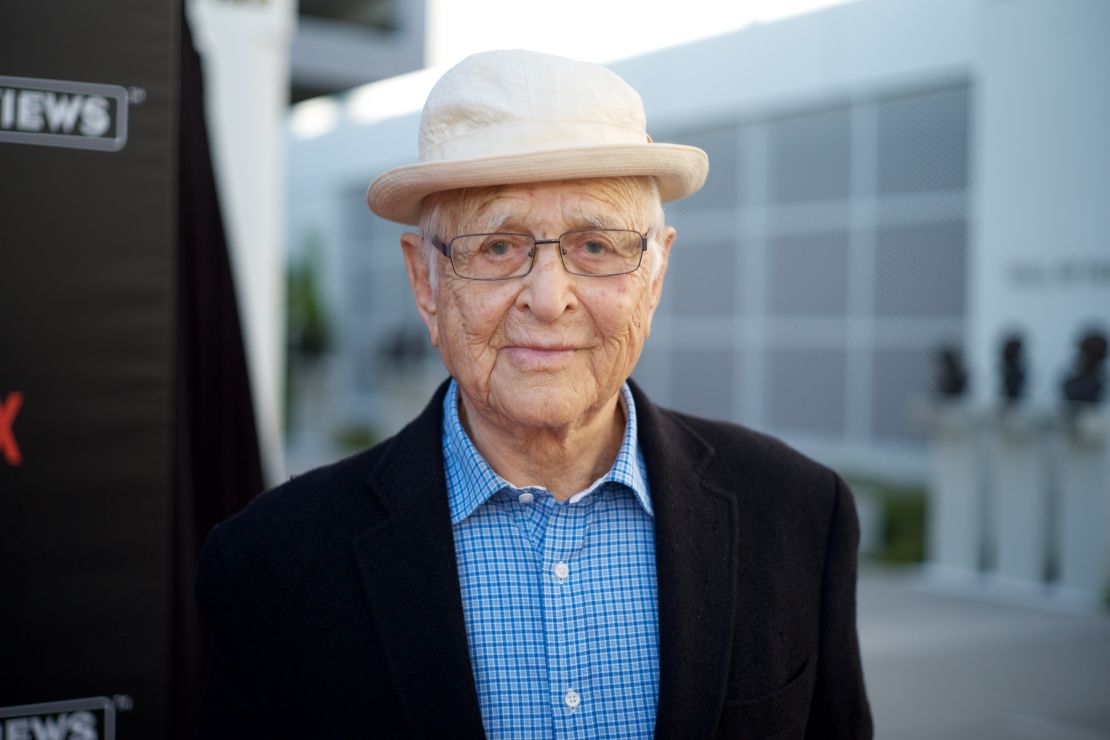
[[462, 206, 627, 235], [484, 210, 512, 232], [493, 212, 622, 236], [462, 206, 513, 234], [575, 212, 624, 231], [585, 212, 655, 237]]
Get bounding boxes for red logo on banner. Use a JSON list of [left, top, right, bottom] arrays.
[[0, 391, 23, 466]]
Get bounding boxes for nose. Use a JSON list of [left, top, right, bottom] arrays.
[[515, 240, 577, 322]]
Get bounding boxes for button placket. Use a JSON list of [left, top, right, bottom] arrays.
[[541, 502, 595, 734]]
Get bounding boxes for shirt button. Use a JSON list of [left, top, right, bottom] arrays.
[[518, 492, 534, 504], [564, 688, 581, 709], [553, 561, 569, 581]]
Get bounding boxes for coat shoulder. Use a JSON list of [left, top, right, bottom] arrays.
[[656, 405, 840, 495], [216, 441, 391, 550], [209, 380, 451, 557]]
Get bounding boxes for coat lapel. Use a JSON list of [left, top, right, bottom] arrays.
[[350, 382, 486, 738], [631, 382, 740, 739]]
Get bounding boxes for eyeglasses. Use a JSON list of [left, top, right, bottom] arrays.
[[431, 229, 648, 281]]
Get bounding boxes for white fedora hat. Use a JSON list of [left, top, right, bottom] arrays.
[[366, 49, 709, 225]]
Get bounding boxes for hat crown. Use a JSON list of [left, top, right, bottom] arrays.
[[366, 49, 708, 225], [418, 50, 650, 163]]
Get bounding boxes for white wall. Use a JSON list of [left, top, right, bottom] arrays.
[[188, 0, 296, 484], [610, 0, 976, 131], [970, 0, 1110, 410]]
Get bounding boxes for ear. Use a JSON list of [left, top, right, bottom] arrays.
[[648, 225, 675, 312], [401, 232, 440, 347], [640, 225, 674, 339]]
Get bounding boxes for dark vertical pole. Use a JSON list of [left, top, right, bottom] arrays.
[[172, 5, 266, 736]]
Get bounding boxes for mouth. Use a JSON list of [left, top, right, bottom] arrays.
[[502, 344, 579, 369]]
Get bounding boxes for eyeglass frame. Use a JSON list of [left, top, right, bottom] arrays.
[[429, 228, 650, 281]]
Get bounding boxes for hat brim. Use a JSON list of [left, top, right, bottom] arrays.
[[365, 143, 708, 225]]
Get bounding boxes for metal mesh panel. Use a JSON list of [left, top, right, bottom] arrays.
[[878, 86, 969, 195], [666, 239, 739, 315], [768, 106, 851, 204], [343, 185, 411, 317], [345, 186, 375, 239], [875, 220, 967, 317], [368, 220, 408, 257], [356, 265, 409, 318], [670, 348, 736, 420], [341, 181, 429, 392], [346, 266, 376, 315], [351, 344, 381, 393], [631, 345, 668, 404], [768, 231, 850, 317], [871, 347, 934, 442], [346, 184, 394, 240], [766, 347, 847, 435], [661, 124, 741, 210]]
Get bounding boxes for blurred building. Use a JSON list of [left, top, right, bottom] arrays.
[[285, 0, 1110, 483], [291, 0, 425, 102]]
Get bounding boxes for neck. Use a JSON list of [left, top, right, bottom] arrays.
[[458, 389, 626, 502]]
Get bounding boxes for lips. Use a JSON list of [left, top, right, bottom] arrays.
[[510, 344, 577, 352], [502, 344, 579, 369]]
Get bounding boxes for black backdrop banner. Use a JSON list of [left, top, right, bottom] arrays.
[[0, 0, 178, 733], [0, 1, 264, 736]]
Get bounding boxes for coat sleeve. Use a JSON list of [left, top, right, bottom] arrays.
[[805, 475, 874, 739], [194, 523, 282, 738]]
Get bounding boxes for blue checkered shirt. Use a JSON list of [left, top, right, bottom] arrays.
[[442, 379, 659, 738]]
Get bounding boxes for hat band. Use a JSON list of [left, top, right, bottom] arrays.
[[421, 120, 649, 163]]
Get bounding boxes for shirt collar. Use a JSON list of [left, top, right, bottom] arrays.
[[442, 378, 652, 525]]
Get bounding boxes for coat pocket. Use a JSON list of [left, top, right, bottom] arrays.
[[716, 659, 814, 739]]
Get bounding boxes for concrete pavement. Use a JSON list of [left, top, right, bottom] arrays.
[[858, 567, 1110, 739]]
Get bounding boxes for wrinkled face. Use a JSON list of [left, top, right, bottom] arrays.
[[401, 178, 675, 433]]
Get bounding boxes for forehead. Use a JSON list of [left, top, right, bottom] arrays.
[[430, 177, 655, 233]]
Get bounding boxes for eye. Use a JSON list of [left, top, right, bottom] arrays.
[[582, 239, 609, 255], [486, 240, 512, 256], [477, 235, 529, 258]]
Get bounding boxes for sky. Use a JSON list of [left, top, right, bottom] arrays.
[[292, 0, 853, 137], [425, 0, 852, 68]]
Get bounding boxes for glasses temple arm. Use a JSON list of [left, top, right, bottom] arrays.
[[429, 236, 451, 257]]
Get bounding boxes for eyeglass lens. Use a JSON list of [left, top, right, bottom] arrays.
[[449, 230, 643, 280]]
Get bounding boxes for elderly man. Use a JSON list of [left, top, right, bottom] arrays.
[[196, 50, 872, 739]]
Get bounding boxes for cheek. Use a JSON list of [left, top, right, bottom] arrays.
[[435, 283, 516, 365], [593, 282, 654, 358]]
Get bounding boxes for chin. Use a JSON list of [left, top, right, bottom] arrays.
[[492, 382, 596, 430], [506, 396, 584, 429]]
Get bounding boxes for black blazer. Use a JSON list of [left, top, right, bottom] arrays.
[[196, 380, 872, 739]]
